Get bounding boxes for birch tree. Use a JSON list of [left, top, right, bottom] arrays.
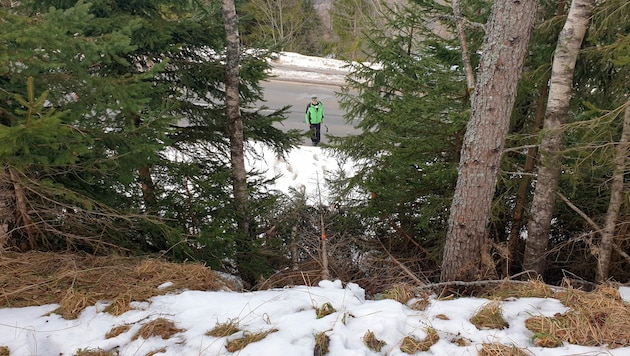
[[523, 0, 595, 277], [596, 100, 630, 283], [441, 0, 539, 282], [222, 0, 250, 237]]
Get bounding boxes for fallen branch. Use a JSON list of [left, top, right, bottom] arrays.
[[413, 273, 565, 295]]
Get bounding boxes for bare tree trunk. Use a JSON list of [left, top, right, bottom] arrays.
[[441, 0, 539, 282], [131, 112, 157, 211], [596, 99, 630, 283], [506, 0, 567, 275], [452, 0, 476, 94], [316, 175, 330, 280], [507, 81, 548, 273], [523, 0, 594, 277], [222, 0, 250, 236], [0, 167, 14, 250], [8, 168, 38, 250], [320, 211, 330, 280]]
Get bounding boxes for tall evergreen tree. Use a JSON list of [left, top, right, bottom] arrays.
[[329, 3, 471, 279], [1, 0, 300, 279], [1, 2, 169, 251]]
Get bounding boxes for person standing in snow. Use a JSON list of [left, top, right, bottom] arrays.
[[305, 96, 324, 146]]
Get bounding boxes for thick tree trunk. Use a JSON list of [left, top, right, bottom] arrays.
[[222, 0, 250, 236], [596, 100, 630, 283], [441, 0, 539, 282], [523, 0, 594, 277]]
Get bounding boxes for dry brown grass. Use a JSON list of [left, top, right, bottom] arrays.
[[145, 348, 167, 356], [55, 289, 91, 319], [525, 284, 630, 348], [225, 329, 278, 352], [489, 280, 555, 299], [362, 330, 386, 352], [0, 346, 9, 356], [478, 343, 532, 356], [105, 324, 131, 339], [382, 283, 415, 304], [0, 251, 237, 318], [73, 348, 115, 356], [400, 328, 439, 354], [206, 319, 240, 337], [453, 336, 470, 346], [524, 317, 564, 348], [409, 290, 432, 311], [314, 331, 330, 355], [315, 302, 336, 319], [409, 297, 430, 311], [470, 301, 509, 330], [131, 318, 183, 341]]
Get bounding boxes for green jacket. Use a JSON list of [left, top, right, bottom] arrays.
[[305, 101, 324, 124]]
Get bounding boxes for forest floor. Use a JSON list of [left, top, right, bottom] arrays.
[[1, 251, 630, 355]]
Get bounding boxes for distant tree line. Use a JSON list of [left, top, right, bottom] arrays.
[[237, 0, 384, 60]]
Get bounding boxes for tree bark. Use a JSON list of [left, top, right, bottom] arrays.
[[452, 0, 476, 94], [441, 0, 539, 282], [131, 112, 157, 211], [507, 0, 567, 272], [222, 0, 250, 236], [320, 211, 330, 280], [8, 167, 37, 250], [523, 0, 594, 277], [596, 100, 630, 283], [0, 167, 14, 250], [507, 81, 548, 274]]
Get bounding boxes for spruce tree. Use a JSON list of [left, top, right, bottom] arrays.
[[2, 0, 300, 280], [329, 3, 472, 278]]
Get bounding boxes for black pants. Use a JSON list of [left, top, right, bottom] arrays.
[[310, 123, 321, 145]]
